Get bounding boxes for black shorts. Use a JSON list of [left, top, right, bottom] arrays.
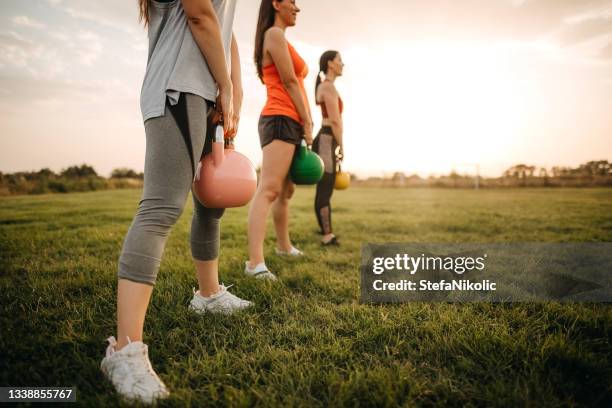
[[258, 115, 304, 148]]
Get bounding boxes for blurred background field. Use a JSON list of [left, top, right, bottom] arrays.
[[1, 159, 611, 196], [0, 187, 611, 407]]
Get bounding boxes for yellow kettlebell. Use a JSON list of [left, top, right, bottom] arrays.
[[334, 162, 350, 190]]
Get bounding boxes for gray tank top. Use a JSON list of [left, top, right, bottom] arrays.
[[140, 0, 236, 122]]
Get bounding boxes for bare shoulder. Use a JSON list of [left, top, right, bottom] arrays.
[[264, 26, 286, 44], [320, 81, 338, 97]]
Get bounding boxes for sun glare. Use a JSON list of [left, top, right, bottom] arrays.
[[340, 40, 538, 176]]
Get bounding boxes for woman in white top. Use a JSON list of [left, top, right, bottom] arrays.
[[100, 1, 247, 403]]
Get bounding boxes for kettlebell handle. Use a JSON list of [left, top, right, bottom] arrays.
[[298, 138, 311, 159], [214, 126, 225, 143], [211, 126, 225, 167], [301, 139, 314, 149], [215, 125, 236, 147]]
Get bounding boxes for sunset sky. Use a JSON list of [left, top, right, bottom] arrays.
[[1, 0, 611, 177]]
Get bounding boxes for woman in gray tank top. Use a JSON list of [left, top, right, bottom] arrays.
[[100, 1, 250, 403]]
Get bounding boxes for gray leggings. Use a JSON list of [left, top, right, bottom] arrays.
[[118, 93, 224, 286]]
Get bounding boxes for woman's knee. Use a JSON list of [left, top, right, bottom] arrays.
[[260, 181, 283, 202], [135, 199, 184, 232]]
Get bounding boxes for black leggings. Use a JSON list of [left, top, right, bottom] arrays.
[[312, 126, 338, 235]]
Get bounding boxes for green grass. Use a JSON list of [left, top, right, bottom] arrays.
[[1, 187, 611, 407]]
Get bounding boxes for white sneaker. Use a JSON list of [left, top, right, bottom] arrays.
[[100, 336, 169, 404], [244, 261, 277, 280], [275, 245, 304, 257], [188, 284, 253, 315]]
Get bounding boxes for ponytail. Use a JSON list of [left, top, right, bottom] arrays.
[[315, 70, 323, 103], [138, 0, 150, 27], [314, 50, 339, 100]]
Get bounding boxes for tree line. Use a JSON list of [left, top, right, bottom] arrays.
[[502, 161, 611, 178], [0, 165, 144, 196], [357, 160, 612, 188], [1, 160, 610, 195]]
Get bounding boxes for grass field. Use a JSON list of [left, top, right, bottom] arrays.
[[1, 187, 611, 407]]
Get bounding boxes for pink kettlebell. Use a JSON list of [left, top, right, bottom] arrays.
[[192, 126, 257, 208]]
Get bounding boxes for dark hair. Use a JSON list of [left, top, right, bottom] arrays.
[[138, 0, 149, 27], [254, 0, 281, 83], [315, 50, 339, 99]]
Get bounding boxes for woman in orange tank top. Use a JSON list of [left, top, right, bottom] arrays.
[[245, 0, 313, 280], [313, 50, 345, 246]]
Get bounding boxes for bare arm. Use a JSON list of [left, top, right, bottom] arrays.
[[321, 85, 343, 149], [265, 27, 312, 144], [229, 33, 242, 137], [181, 0, 234, 133]]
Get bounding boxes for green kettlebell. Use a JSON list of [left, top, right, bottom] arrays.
[[290, 140, 324, 185]]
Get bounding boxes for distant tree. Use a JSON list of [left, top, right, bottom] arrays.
[[391, 172, 405, 181], [37, 168, 56, 178], [577, 160, 610, 176], [448, 171, 461, 188], [61, 164, 98, 178], [111, 168, 140, 179], [391, 172, 406, 186], [448, 171, 460, 179], [505, 164, 537, 179], [503, 165, 517, 178], [551, 166, 571, 177]]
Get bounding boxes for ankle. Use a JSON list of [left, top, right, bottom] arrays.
[[248, 260, 265, 270], [276, 243, 292, 252], [115, 335, 138, 351], [198, 285, 221, 298]]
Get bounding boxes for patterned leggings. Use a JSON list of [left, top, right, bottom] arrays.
[[312, 126, 338, 235]]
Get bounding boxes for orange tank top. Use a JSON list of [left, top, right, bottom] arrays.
[[320, 93, 343, 119], [261, 42, 309, 124]]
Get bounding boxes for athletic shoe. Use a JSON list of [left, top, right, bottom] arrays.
[[100, 336, 169, 404], [322, 235, 339, 246], [244, 261, 277, 280], [188, 284, 253, 315], [275, 245, 304, 256]]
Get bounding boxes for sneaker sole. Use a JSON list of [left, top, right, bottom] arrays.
[[188, 302, 253, 316], [245, 271, 277, 281]]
